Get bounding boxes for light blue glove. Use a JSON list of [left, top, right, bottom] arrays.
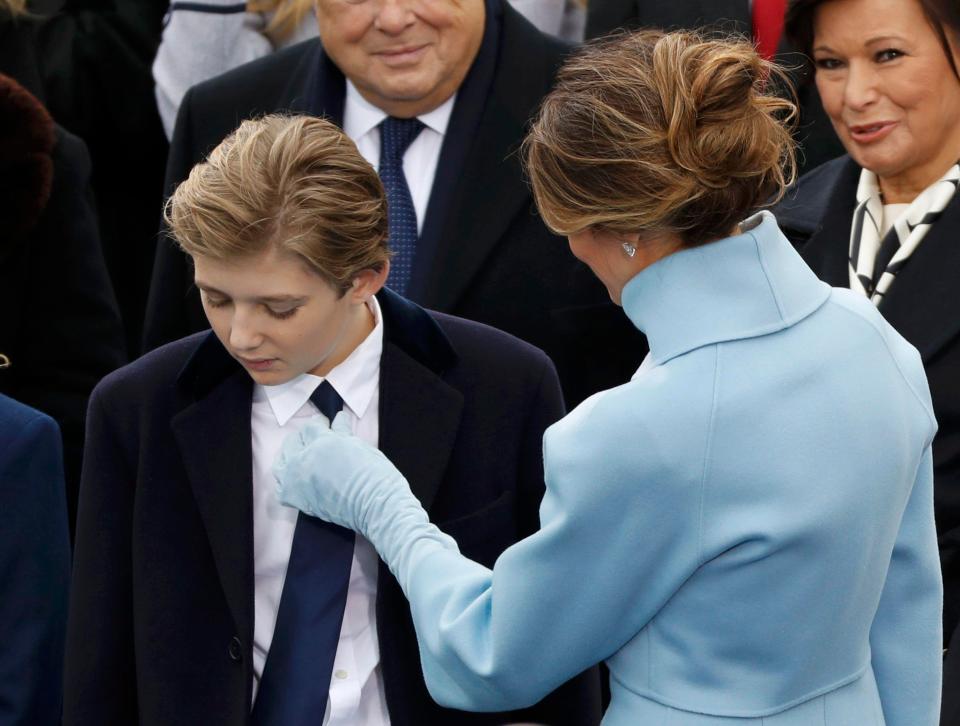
[[273, 411, 458, 589]]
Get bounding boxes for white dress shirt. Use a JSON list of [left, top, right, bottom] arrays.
[[250, 297, 390, 726], [343, 80, 456, 235]]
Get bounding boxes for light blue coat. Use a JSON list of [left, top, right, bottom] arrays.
[[280, 212, 944, 724]]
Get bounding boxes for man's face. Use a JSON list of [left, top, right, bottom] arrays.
[[317, 0, 485, 118], [194, 247, 382, 385]]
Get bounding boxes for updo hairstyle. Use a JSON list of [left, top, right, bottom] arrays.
[[524, 30, 798, 247]]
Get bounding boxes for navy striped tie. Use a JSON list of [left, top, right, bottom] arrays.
[[251, 381, 355, 725], [379, 116, 425, 297]]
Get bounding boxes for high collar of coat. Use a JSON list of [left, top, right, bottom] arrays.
[[176, 287, 458, 400], [0, 71, 54, 250], [622, 211, 832, 366]]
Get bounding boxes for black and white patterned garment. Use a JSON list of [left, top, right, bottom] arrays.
[[848, 162, 960, 304]]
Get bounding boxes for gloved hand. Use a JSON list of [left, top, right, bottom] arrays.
[[273, 412, 458, 588]]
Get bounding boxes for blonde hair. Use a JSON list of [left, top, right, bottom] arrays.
[[0, 0, 28, 16], [524, 30, 798, 246], [247, 0, 314, 45], [165, 114, 389, 293]]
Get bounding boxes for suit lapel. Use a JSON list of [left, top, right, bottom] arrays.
[[172, 355, 255, 640], [878, 194, 960, 363], [378, 341, 463, 512], [800, 160, 861, 287], [413, 3, 555, 310], [375, 288, 463, 511]]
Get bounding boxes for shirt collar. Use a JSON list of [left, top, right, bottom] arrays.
[[621, 211, 831, 365], [343, 79, 456, 140], [255, 296, 384, 426]]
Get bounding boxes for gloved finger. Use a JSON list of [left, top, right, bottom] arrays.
[[331, 410, 352, 435]]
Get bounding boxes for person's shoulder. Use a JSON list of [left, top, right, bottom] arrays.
[[184, 38, 320, 114], [821, 288, 936, 426], [0, 393, 58, 438], [431, 310, 552, 372], [500, 0, 571, 80], [547, 350, 718, 475], [91, 332, 208, 406], [773, 155, 855, 237]]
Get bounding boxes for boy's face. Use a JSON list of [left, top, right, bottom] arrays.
[[193, 247, 384, 386]]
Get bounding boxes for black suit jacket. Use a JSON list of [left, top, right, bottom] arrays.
[[775, 154, 960, 637], [64, 289, 601, 725], [583, 0, 844, 174], [143, 0, 646, 407]]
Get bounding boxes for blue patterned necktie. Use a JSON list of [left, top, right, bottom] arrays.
[[379, 116, 425, 297], [251, 381, 355, 726]]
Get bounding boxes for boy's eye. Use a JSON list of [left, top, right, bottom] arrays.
[[204, 295, 230, 308], [266, 306, 299, 320]]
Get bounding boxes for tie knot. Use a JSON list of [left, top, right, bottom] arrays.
[[309, 380, 343, 422], [380, 116, 425, 161]]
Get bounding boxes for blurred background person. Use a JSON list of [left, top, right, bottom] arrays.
[[1, 0, 126, 536], [584, 0, 844, 173], [775, 7, 960, 721], [27, 0, 168, 356], [153, 0, 586, 140], [276, 30, 942, 726], [0, 394, 71, 726]]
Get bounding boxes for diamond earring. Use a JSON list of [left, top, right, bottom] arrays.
[[621, 241, 637, 258]]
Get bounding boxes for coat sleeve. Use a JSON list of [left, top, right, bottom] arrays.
[[62, 386, 138, 725], [869, 443, 943, 726], [502, 358, 602, 724], [0, 410, 70, 726], [396, 391, 708, 712]]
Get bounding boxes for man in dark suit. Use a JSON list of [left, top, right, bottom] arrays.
[[584, 0, 844, 174], [144, 0, 645, 407], [65, 114, 599, 726], [0, 394, 71, 726]]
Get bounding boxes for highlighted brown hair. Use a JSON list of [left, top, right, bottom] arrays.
[[165, 114, 389, 293], [524, 30, 797, 246]]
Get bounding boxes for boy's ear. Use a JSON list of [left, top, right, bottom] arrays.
[[349, 261, 389, 301]]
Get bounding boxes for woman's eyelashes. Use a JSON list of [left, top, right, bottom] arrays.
[[875, 48, 905, 63], [814, 48, 906, 70]]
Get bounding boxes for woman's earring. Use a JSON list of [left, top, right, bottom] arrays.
[[621, 241, 637, 258]]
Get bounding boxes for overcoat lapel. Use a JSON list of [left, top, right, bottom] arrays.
[[878, 194, 960, 363], [172, 362, 255, 641], [799, 159, 861, 288], [414, 4, 555, 311], [376, 289, 463, 512], [378, 342, 463, 512]]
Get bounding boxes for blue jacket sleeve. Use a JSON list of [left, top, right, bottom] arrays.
[[869, 443, 943, 726], [0, 410, 71, 726], [393, 391, 710, 712]]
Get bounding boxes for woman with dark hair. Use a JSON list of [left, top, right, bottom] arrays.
[[776, 1, 960, 709], [276, 29, 942, 725]]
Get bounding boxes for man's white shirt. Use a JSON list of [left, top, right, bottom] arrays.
[[344, 80, 455, 235], [250, 297, 390, 725]]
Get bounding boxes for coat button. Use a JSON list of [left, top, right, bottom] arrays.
[[228, 636, 242, 662]]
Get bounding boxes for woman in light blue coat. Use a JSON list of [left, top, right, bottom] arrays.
[[274, 30, 943, 725]]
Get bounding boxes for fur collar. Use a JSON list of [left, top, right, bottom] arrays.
[[0, 72, 54, 247]]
